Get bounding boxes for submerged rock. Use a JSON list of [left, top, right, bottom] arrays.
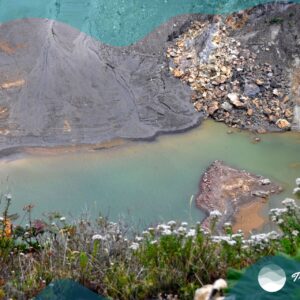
[[196, 160, 283, 231]]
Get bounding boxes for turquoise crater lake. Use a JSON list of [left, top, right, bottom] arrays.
[[1, 121, 299, 226], [1, 0, 300, 46]]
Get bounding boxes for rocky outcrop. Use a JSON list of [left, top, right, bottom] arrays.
[[167, 3, 300, 132], [196, 160, 283, 230]]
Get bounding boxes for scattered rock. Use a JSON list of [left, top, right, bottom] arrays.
[[276, 119, 291, 130], [208, 101, 219, 115], [194, 101, 203, 112], [244, 83, 260, 97], [228, 93, 244, 107], [259, 178, 271, 185], [252, 190, 270, 198], [167, 4, 297, 132], [221, 101, 233, 111], [247, 108, 253, 116]]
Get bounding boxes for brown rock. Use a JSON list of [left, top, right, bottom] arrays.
[[255, 79, 264, 86], [173, 68, 184, 78], [194, 101, 203, 112], [208, 101, 219, 115], [227, 93, 244, 107], [257, 128, 267, 134], [285, 109, 293, 118], [247, 108, 253, 116], [276, 119, 291, 129]]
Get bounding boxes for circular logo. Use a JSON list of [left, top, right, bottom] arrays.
[[258, 264, 286, 293]]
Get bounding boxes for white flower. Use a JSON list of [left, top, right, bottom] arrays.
[[223, 222, 232, 227], [211, 235, 230, 243], [270, 208, 287, 216], [186, 229, 196, 238], [277, 219, 284, 225], [293, 187, 300, 195], [142, 230, 150, 236], [267, 231, 280, 240], [251, 233, 269, 244], [162, 229, 172, 236], [92, 234, 106, 241], [292, 230, 299, 237], [150, 240, 157, 245], [129, 242, 139, 251], [282, 198, 296, 208], [232, 233, 243, 239], [177, 226, 187, 233], [271, 216, 277, 222], [157, 224, 171, 231], [296, 178, 300, 187], [210, 210, 222, 217], [135, 236, 143, 242], [181, 222, 188, 227], [60, 217, 66, 222], [227, 240, 236, 246], [5, 193, 12, 200], [167, 220, 177, 226], [0, 217, 4, 222]]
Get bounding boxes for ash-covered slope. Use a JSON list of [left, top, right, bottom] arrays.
[[0, 16, 203, 151]]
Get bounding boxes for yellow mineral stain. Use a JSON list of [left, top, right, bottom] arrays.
[[0, 79, 25, 89], [233, 201, 267, 236], [63, 120, 72, 133]]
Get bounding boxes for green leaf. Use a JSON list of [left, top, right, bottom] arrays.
[[79, 251, 88, 270]]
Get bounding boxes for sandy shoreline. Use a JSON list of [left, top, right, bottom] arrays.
[[232, 200, 267, 235]]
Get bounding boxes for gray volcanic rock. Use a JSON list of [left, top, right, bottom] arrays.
[[0, 16, 203, 150]]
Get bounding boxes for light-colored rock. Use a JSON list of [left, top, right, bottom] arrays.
[[259, 178, 271, 185], [252, 190, 270, 198], [208, 101, 219, 115], [285, 109, 293, 118], [276, 118, 291, 129], [221, 101, 233, 111], [247, 108, 253, 116], [255, 79, 264, 85], [173, 68, 184, 78], [194, 101, 203, 112], [227, 93, 244, 107]]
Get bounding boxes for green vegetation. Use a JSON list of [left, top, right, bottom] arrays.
[[0, 180, 299, 299]]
